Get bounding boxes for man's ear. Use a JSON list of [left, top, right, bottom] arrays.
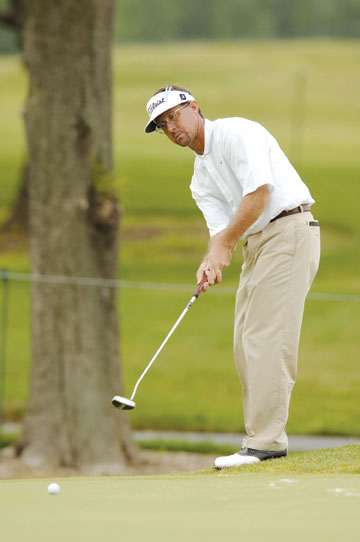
[[190, 101, 199, 113]]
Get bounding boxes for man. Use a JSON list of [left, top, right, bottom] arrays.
[[144, 85, 320, 468]]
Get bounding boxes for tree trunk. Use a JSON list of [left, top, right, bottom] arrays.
[[20, 0, 137, 472]]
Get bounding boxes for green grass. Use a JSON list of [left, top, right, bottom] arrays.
[[0, 40, 360, 435], [2, 280, 359, 434], [0, 447, 359, 542], [0, 432, 14, 450], [205, 445, 360, 475], [139, 439, 237, 456]]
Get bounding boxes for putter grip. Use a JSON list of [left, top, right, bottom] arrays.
[[195, 274, 208, 297]]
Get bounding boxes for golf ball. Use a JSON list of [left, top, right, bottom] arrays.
[[48, 482, 60, 495]]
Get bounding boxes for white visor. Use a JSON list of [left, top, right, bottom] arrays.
[[145, 87, 195, 133]]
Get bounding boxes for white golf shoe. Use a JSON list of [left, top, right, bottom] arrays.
[[214, 447, 287, 469], [214, 452, 260, 469]]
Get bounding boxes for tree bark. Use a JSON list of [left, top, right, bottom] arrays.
[[20, 0, 137, 471]]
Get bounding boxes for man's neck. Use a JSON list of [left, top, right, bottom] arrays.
[[190, 118, 205, 155]]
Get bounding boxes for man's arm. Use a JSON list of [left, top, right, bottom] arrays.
[[196, 184, 270, 290]]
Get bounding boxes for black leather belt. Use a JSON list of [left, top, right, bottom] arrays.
[[270, 204, 311, 223]]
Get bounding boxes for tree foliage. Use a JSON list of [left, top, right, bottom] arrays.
[[113, 0, 360, 42], [1, 0, 360, 53]]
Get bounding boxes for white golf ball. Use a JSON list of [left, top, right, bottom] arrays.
[[48, 482, 60, 495]]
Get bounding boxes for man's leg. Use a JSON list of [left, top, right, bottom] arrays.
[[233, 234, 256, 443], [215, 213, 320, 468], [239, 212, 320, 450]]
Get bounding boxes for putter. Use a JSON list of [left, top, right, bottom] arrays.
[[112, 275, 208, 410]]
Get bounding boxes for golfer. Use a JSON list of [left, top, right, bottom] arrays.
[[144, 85, 320, 468]]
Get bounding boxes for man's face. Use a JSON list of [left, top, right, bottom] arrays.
[[155, 101, 202, 148]]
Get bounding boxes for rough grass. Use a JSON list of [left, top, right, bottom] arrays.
[[196, 445, 360, 476]]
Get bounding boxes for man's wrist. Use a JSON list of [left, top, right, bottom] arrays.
[[213, 230, 237, 252]]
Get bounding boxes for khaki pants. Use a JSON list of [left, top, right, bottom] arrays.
[[234, 211, 320, 451]]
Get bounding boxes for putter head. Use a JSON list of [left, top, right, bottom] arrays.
[[112, 395, 136, 410]]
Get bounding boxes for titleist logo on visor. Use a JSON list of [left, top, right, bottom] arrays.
[[147, 97, 165, 115]]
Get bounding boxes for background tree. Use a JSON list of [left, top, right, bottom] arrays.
[[17, 0, 136, 471]]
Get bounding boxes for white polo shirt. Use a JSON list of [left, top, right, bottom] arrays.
[[190, 118, 314, 239]]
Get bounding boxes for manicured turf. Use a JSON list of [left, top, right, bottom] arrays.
[[1, 471, 359, 541], [1, 446, 359, 540]]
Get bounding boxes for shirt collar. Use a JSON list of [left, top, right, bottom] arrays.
[[194, 119, 213, 157]]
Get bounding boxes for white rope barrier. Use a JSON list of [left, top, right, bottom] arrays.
[[2, 270, 360, 302]]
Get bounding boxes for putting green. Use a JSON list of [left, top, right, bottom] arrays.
[[0, 473, 359, 541]]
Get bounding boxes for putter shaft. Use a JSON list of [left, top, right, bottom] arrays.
[[113, 276, 208, 408]]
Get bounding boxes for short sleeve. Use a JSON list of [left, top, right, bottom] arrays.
[[223, 120, 275, 197], [190, 186, 230, 237]]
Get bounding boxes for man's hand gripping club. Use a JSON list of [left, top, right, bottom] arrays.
[[196, 185, 270, 292], [196, 232, 233, 291]]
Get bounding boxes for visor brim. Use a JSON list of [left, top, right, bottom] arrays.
[[144, 120, 157, 133]]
